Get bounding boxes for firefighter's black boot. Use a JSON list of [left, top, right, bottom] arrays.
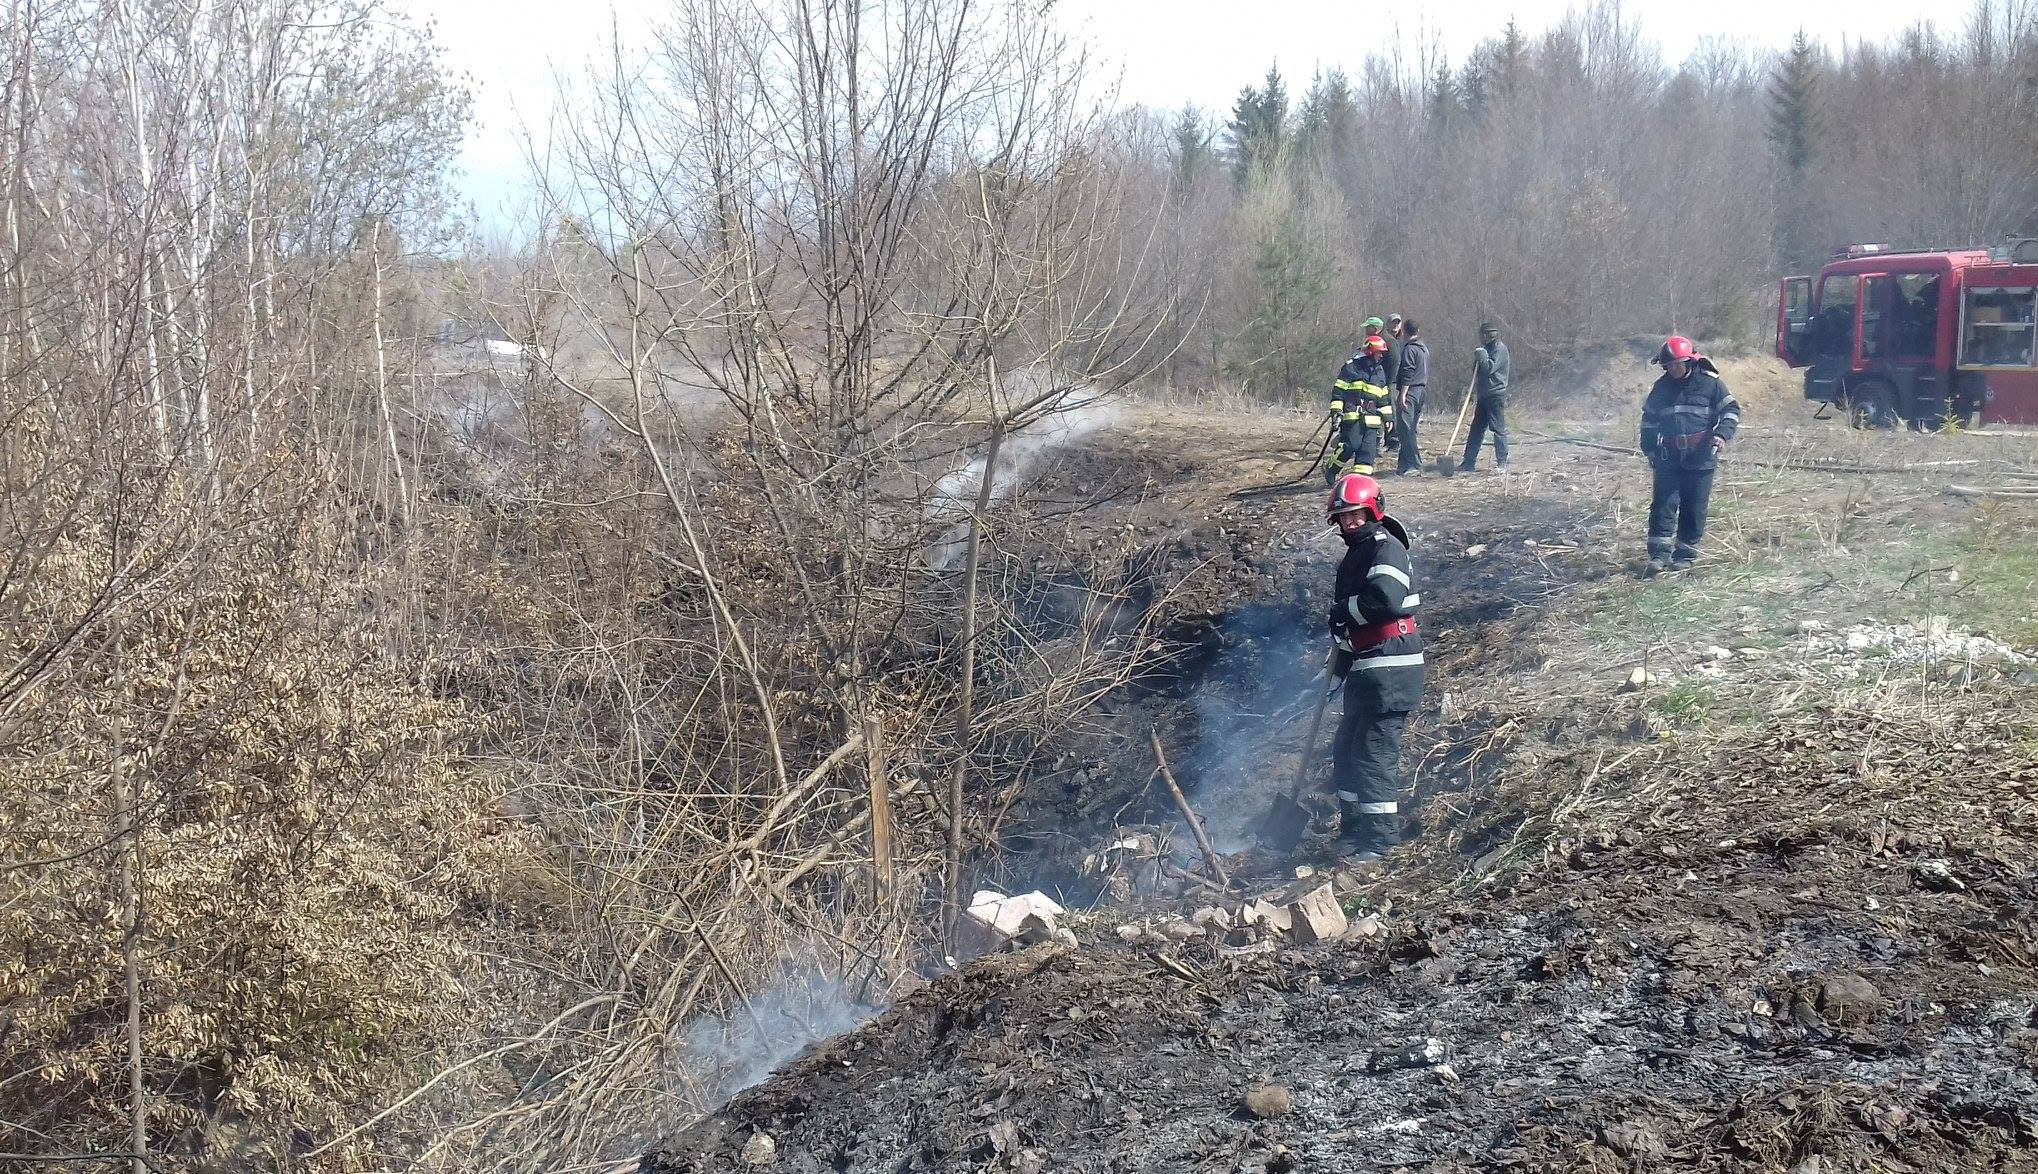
[[1336, 803, 1398, 865]]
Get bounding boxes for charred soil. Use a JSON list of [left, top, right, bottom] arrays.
[[647, 395, 2038, 1173]]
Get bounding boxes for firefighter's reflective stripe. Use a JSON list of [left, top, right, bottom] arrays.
[[1347, 597, 1366, 623], [1368, 564, 1410, 589], [1351, 462, 1374, 473], [1356, 801, 1398, 814], [1363, 414, 1382, 427], [1351, 653, 1424, 670], [1402, 592, 1421, 608], [1337, 790, 1362, 802]]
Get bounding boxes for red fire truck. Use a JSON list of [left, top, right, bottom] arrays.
[[1776, 238, 2038, 429]]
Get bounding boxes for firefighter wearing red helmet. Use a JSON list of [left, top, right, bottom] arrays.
[[1326, 328, 1397, 483], [1323, 473, 1425, 864], [1640, 335, 1740, 573]]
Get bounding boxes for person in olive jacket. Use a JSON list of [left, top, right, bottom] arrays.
[[1639, 335, 1741, 574], [1459, 322, 1510, 473]]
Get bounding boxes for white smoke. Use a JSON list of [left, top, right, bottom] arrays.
[[924, 391, 1125, 571], [673, 966, 882, 1109]]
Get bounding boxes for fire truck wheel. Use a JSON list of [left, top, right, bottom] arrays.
[[1847, 380, 1898, 431]]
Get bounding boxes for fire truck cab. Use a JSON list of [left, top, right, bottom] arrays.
[[1776, 239, 2038, 429]]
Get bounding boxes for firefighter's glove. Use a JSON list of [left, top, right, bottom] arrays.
[[1712, 435, 1727, 453], [1323, 645, 1353, 679]]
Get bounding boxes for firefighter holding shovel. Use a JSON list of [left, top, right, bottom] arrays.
[[1324, 473, 1425, 864]]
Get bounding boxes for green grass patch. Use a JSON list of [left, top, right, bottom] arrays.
[[1945, 525, 2038, 649], [1877, 516, 2038, 650], [1650, 680, 1717, 724]]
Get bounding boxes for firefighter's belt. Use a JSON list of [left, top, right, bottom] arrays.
[[1349, 615, 1417, 651]]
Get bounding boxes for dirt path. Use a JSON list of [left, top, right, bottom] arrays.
[[645, 391, 2038, 1173]]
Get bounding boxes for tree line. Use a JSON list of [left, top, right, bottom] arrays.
[[1155, 0, 2038, 399]]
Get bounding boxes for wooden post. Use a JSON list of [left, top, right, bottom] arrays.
[[865, 713, 894, 906]]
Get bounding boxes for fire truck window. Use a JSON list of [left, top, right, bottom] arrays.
[[1812, 277, 1857, 356], [1961, 287, 2037, 368], [1892, 274, 1938, 359]]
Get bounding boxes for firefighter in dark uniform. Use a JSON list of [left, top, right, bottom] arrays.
[[1639, 335, 1741, 573], [1327, 328, 1395, 481], [1325, 472, 1425, 863]]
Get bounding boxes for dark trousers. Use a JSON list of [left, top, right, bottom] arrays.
[[1350, 422, 1382, 474], [1460, 395, 1509, 469], [1648, 462, 1715, 560], [1395, 390, 1425, 472], [1326, 417, 1361, 483], [1331, 681, 1408, 846]]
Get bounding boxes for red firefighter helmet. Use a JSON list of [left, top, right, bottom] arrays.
[[1363, 335, 1389, 356], [1327, 472, 1384, 523], [1656, 335, 1699, 365]]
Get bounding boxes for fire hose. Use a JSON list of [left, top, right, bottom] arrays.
[[1229, 416, 1336, 499]]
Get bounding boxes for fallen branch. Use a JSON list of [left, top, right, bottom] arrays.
[[1947, 484, 2038, 499], [1160, 858, 1229, 897], [1148, 728, 1229, 888]]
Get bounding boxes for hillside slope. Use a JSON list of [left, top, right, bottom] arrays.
[[648, 378, 2038, 1173]]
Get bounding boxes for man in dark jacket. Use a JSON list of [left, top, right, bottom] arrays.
[[1393, 319, 1429, 474], [1325, 472, 1424, 864], [1382, 314, 1405, 450], [1639, 335, 1741, 573], [1459, 322, 1511, 473]]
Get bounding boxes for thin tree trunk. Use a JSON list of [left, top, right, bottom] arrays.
[[945, 402, 1005, 940], [371, 219, 410, 528], [109, 632, 147, 1174], [117, 0, 169, 463]]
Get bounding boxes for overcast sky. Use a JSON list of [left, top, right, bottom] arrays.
[[406, 0, 1957, 220]]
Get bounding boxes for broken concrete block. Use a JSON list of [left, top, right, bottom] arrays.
[[1191, 905, 1233, 930], [1346, 914, 1383, 939], [740, 1131, 776, 1166], [1287, 883, 1348, 944], [959, 890, 1068, 955], [1160, 920, 1206, 942], [1244, 899, 1294, 934]]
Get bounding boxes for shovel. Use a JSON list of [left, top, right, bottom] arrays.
[[1434, 375, 1477, 477], [1253, 676, 1340, 850]]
